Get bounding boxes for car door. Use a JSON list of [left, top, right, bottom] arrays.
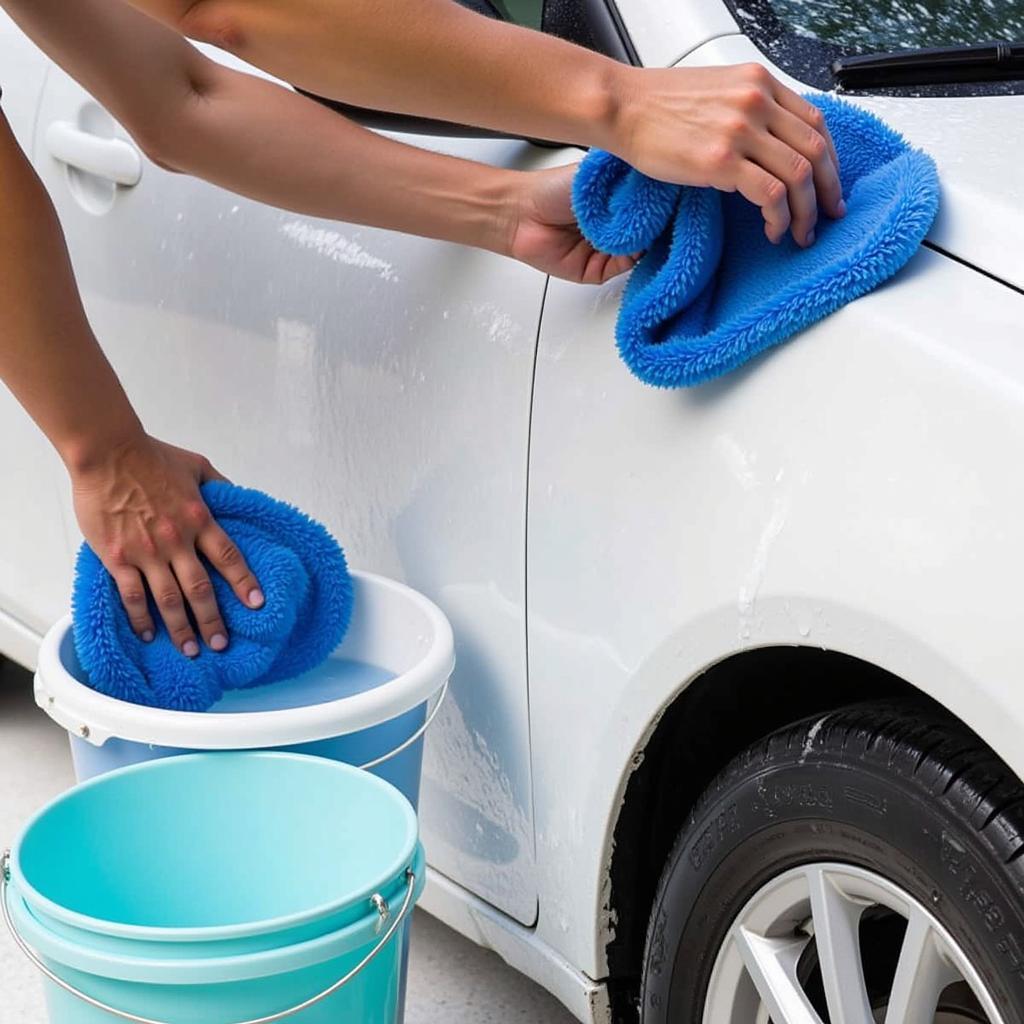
[[31, 35, 547, 923], [0, 10, 78, 667]]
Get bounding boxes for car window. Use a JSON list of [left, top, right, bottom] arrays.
[[493, 0, 543, 28], [728, 0, 1024, 95], [760, 0, 1024, 52]]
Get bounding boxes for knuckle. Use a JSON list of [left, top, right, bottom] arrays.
[[184, 500, 211, 528], [736, 85, 767, 115], [741, 62, 770, 85], [157, 588, 183, 610], [156, 518, 181, 545], [705, 141, 735, 175], [804, 130, 827, 161], [724, 115, 750, 141], [806, 105, 826, 130], [120, 588, 147, 606], [217, 541, 241, 568], [763, 176, 787, 207], [187, 577, 214, 600], [789, 153, 813, 185]]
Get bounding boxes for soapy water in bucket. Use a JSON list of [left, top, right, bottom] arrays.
[[207, 659, 394, 714], [39, 571, 456, 806], [58, 630, 396, 717]]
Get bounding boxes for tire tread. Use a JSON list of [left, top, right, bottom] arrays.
[[640, 699, 1024, 1024]]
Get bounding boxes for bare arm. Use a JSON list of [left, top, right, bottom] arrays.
[[0, 0, 632, 650], [2, 0, 633, 280], [0, 110, 142, 480], [0, 109, 263, 654], [126, 0, 845, 246]]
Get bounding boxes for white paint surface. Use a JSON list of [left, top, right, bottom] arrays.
[[2, 4, 1024, 1022]]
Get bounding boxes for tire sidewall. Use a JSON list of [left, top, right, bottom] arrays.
[[642, 752, 1024, 1024]]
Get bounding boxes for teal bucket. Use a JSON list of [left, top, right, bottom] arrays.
[[2, 752, 426, 1024]]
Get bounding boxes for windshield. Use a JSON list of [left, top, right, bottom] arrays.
[[727, 0, 1024, 94], [760, 0, 1024, 52]]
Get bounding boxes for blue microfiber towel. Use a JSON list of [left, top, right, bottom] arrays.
[[572, 93, 939, 387], [72, 481, 353, 711]]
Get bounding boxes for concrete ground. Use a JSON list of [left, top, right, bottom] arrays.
[[0, 657, 577, 1024]]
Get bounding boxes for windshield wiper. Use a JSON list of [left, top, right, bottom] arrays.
[[832, 41, 1024, 88]]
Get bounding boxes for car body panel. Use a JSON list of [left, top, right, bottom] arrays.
[[26, 56, 555, 926], [528, 241, 1024, 976], [612, 0, 739, 68], [521, 29, 1024, 982]]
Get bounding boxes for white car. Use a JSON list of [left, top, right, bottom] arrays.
[[2, 1, 1023, 1022]]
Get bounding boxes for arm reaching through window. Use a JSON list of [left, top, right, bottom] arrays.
[[1, 0, 635, 279], [123, 0, 845, 246]]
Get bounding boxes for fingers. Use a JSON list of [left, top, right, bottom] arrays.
[[748, 132, 819, 247], [198, 522, 264, 611], [603, 253, 641, 283], [770, 84, 845, 219], [768, 104, 845, 225], [172, 553, 228, 652], [112, 566, 155, 642], [734, 160, 791, 244], [144, 563, 200, 657], [584, 249, 640, 285]]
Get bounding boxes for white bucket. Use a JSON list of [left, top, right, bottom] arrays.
[[33, 571, 453, 804]]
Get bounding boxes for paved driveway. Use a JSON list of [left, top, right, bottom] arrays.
[[0, 658, 577, 1024]]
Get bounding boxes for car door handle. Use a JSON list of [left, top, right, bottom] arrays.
[[45, 121, 142, 187]]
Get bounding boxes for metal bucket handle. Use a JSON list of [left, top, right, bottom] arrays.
[[357, 673, 449, 771], [1, 850, 416, 1024]]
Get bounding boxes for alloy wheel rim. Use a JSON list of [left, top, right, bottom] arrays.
[[702, 862, 1006, 1024]]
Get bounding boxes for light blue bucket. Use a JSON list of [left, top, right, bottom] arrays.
[[33, 572, 452, 1021], [2, 752, 426, 1024]]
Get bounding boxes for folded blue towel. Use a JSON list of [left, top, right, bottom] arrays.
[[572, 93, 939, 387], [72, 481, 353, 711]]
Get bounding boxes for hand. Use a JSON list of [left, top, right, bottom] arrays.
[[70, 433, 263, 655], [609, 63, 845, 248], [506, 165, 639, 284]]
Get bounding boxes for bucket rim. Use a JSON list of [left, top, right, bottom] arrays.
[[7, 845, 426, 985], [11, 752, 419, 944], [35, 570, 454, 748]]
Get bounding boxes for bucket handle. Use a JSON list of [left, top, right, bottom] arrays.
[[356, 673, 449, 771], [1, 850, 416, 1024]]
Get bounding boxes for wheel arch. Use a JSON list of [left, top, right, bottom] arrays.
[[600, 645, 939, 1024]]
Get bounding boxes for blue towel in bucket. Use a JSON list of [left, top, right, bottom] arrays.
[[72, 481, 353, 712], [572, 93, 939, 387]]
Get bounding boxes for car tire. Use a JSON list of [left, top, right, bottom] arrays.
[[640, 700, 1024, 1024]]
